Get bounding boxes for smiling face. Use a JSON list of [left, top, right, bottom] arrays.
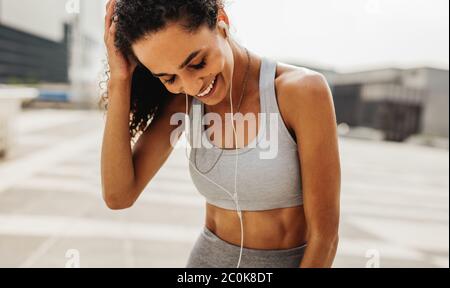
[[132, 20, 234, 106]]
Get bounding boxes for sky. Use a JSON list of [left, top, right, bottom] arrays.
[[226, 0, 449, 72], [0, 0, 104, 42], [0, 0, 448, 73]]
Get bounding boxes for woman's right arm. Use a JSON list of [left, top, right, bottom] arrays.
[[101, 78, 186, 210], [101, 78, 134, 210], [101, 0, 187, 209]]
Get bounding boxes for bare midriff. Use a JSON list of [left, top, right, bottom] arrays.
[[205, 203, 308, 250]]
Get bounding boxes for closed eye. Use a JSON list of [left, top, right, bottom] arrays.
[[189, 58, 207, 70], [164, 76, 176, 84], [163, 57, 208, 85]]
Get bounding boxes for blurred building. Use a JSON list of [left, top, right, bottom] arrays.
[[0, 0, 71, 85], [0, 0, 105, 107], [0, 23, 70, 84], [331, 67, 449, 142], [287, 60, 449, 142]]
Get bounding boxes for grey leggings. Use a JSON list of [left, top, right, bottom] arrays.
[[186, 226, 307, 268]]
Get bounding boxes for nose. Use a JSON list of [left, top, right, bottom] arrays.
[[180, 74, 204, 96]]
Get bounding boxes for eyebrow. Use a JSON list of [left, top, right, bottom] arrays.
[[151, 49, 202, 77]]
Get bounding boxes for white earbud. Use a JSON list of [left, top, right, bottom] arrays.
[[218, 20, 229, 38]]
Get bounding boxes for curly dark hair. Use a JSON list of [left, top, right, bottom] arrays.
[[99, 0, 224, 142]]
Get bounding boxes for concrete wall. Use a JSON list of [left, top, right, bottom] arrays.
[[0, 23, 69, 83], [0, 0, 107, 105], [420, 68, 449, 137]]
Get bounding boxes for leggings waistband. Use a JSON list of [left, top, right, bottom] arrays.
[[202, 226, 308, 257], [186, 226, 308, 268]]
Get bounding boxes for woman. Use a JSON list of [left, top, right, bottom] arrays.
[[101, 0, 341, 268]]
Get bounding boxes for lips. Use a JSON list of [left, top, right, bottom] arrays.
[[197, 75, 218, 98]]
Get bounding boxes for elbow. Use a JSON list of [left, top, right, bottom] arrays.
[[102, 189, 135, 210], [105, 199, 133, 210]]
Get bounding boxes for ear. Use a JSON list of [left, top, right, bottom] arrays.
[[217, 9, 230, 38], [217, 8, 230, 26]]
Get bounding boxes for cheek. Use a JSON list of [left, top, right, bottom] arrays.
[[211, 58, 225, 77], [159, 80, 177, 94], [166, 85, 179, 94], [208, 51, 229, 87]]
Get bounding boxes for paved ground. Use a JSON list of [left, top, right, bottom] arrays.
[[0, 109, 448, 268]]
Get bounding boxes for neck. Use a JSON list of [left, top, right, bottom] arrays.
[[218, 39, 250, 112]]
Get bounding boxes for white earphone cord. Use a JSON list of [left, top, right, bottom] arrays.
[[183, 74, 244, 268]]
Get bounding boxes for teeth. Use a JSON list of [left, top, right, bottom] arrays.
[[197, 76, 216, 97]]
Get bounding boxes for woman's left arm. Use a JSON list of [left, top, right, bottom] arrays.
[[281, 72, 341, 268]]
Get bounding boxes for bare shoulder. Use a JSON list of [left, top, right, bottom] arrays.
[[274, 62, 334, 135], [275, 62, 330, 99]]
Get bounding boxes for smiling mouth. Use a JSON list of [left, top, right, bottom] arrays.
[[197, 75, 218, 98]]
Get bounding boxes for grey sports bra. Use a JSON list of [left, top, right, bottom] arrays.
[[188, 57, 303, 211]]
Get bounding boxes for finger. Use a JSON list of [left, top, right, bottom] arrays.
[[104, 3, 117, 43], [107, 22, 119, 49], [104, 0, 116, 35], [109, 21, 117, 36], [104, 0, 114, 30], [105, 0, 112, 12]]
